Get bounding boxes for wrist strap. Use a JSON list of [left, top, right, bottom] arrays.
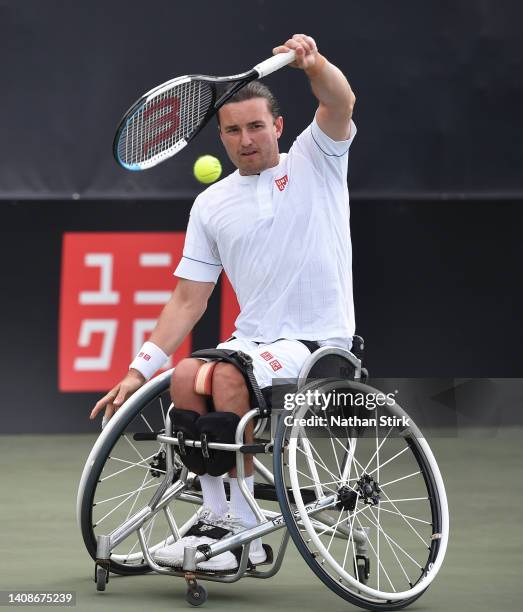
[[130, 341, 169, 381]]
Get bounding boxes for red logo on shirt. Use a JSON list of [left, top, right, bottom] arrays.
[[275, 175, 288, 192], [269, 359, 282, 371], [260, 351, 274, 361]]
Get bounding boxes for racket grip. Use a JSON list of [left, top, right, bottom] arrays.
[[254, 50, 296, 78]]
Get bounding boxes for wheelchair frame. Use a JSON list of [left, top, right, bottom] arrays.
[[77, 344, 449, 609]]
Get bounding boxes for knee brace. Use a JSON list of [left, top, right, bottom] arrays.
[[171, 409, 206, 475], [196, 412, 241, 476], [194, 361, 218, 396]]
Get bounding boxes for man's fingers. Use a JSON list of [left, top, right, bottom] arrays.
[[272, 45, 293, 55], [90, 390, 117, 419], [113, 389, 126, 407], [102, 404, 116, 429]]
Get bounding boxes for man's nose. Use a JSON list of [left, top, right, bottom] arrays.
[[239, 129, 253, 147]]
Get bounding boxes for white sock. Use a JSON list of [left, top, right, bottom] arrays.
[[199, 474, 229, 517], [229, 475, 256, 525], [229, 475, 264, 557]]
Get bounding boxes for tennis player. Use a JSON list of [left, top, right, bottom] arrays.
[[90, 33, 357, 571]]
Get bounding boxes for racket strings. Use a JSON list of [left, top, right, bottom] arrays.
[[118, 80, 214, 167]]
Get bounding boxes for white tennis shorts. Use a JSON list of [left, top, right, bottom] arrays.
[[214, 337, 312, 390]]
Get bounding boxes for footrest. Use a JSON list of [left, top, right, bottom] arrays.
[[190, 479, 316, 504]]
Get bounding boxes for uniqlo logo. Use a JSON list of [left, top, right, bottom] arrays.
[[260, 351, 273, 361], [275, 174, 289, 192], [269, 359, 282, 372], [59, 233, 191, 391]]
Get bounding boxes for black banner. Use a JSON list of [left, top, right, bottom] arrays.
[[1, 0, 522, 199]]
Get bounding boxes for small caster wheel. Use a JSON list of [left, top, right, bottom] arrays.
[[96, 565, 109, 591], [354, 555, 370, 585], [186, 584, 208, 606]]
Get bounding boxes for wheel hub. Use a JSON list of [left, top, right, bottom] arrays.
[[336, 474, 381, 511]]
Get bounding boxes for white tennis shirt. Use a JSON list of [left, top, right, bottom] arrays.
[[174, 115, 357, 347]]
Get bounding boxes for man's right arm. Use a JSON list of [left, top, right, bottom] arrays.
[[90, 278, 215, 421]]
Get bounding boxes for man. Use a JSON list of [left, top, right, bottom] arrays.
[[90, 33, 357, 572]]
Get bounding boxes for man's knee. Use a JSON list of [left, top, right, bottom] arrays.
[[212, 362, 248, 404], [170, 358, 206, 407]]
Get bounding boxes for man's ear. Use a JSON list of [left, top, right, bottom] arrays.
[[275, 115, 284, 139]]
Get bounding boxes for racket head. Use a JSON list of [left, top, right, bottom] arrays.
[[113, 76, 217, 171]]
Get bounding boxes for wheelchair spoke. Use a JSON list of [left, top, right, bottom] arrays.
[[367, 506, 418, 588], [294, 467, 337, 495], [124, 470, 150, 523], [123, 434, 147, 463], [375, 414, 381, 589], [341, 498, 359, 578], [93, 484, 145, 528], [380, 497, 428, 503], [380, 470, 422, 488], [360, 508, 424, 571], [140, 413, 154, 432], [311, 503, 367, 540], [354, 512, 396, 591], [296, 441, 340, 483], [373, 505, 432, 526], [359, 426, 393, 476], [325, 507, 345, 553], [379, 488, 430, 546], [102, 453, 165, 480], [367, 446, 410, 477], [94, 480, 158, 505]]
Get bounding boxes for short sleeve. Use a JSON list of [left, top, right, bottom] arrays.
[[291, 114, 357, 177], [310, 116, 357, 157], [174, 198, 223, 283]]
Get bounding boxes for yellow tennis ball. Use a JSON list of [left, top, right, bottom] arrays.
[[193, 155, 222, 184]]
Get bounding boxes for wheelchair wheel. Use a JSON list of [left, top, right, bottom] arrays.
[[273, 378, 449, 611], [77, 370, 203, 575]]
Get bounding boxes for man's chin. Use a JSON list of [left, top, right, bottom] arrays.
[[238, 161, 263, 176]]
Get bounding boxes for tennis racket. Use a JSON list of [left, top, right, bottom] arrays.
[[113, 50, 296, 171]]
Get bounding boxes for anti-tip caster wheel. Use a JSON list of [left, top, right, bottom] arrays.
[[95, 565, 109, 591], [186, 584, 208, 606], [354, 555, 370, 585]]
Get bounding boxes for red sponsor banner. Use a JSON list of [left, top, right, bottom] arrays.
[[59, 232, 191, 391]]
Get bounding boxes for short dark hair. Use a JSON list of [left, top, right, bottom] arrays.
[[217, 81, 280, 124]]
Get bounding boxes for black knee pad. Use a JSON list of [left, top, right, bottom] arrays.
[[196, 412, 241, 476], [171, 409, 206, 474]]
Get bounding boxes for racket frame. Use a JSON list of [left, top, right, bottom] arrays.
[[113, 51, 296, 170]]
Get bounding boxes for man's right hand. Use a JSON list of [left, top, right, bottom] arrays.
[[90, 369, 146, 424]]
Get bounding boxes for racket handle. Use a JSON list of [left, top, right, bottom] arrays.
[[254, 50, 296, 78]]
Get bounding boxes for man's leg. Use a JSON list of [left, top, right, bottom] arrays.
[[206, 362, 267, 565], [171, 358, 228, 517]]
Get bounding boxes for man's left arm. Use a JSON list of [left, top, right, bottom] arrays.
[[273, 34, 355, 141]]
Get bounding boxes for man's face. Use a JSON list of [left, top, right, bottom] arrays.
[[218, 98, 283, 175]]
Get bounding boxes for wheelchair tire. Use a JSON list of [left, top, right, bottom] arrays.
[[273, 378, 449, 611], [77, 369, 202, 575]]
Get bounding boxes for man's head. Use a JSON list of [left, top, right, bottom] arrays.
[[217, 82, 283, 175]]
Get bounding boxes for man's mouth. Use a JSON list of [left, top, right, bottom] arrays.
[[240, 151, 257, 157]]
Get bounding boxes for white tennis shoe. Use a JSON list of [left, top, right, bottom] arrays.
[[154, 509, 267, 571], [154, 507, 225, 568]]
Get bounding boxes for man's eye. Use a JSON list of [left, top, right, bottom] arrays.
[[226, 128, 239, 133]]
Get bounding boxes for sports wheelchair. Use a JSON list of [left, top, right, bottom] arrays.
[[77, 337, 449, 609]]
